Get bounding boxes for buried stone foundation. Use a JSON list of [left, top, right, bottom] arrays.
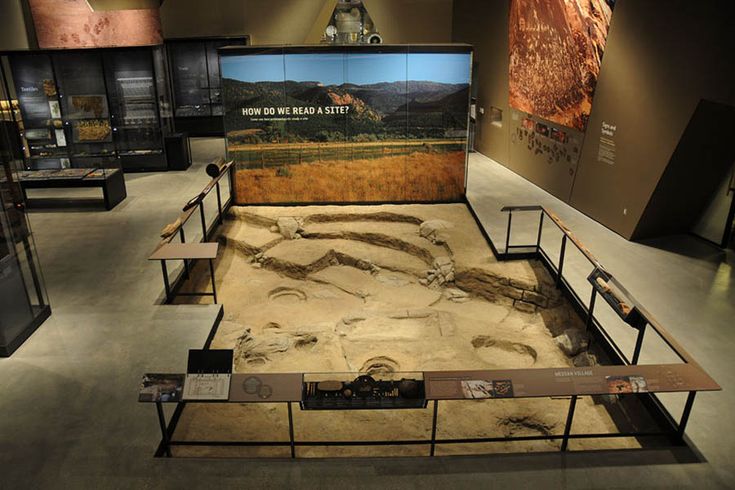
[[171, 203, 636, 457]]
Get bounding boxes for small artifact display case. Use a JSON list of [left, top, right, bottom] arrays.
[[301, 372, 427, 410]]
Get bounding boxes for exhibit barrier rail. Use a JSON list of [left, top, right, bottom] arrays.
[[143, 203, 719, 459], [494, 204, 717, 440], [151, 158, 234, 303]]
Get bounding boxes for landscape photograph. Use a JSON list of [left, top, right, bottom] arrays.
[[221, 50, 471, 203]]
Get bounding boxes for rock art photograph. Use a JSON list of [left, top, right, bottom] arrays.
[[509, 0, 614, 131]]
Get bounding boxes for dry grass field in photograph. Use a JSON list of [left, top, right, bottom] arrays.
[[233, 150, 466, 203]]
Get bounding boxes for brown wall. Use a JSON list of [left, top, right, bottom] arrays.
[[160, 0, 453, 44], [452, 0, 509, 164], [454, 0, 735, 239], [0, 0, 33, 51], [453, 0, 581, 201], [570, 0, 735, 238]]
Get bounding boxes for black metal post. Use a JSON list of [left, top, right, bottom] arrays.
[[179, 228, 189, 279], [560, 395, 577, 451], [536, 212, 544, 253], [287, 402, 296, 458], [156, 402, 172, 457], [631, 323, 647, 365], [677, 391, 697, 443], [199, 201, 207, 240], [557, 235, 568, 287], [208, 259, 218, 304], [215, 181, 223, 225], [160, 260, 171, 303], [586, 288, 597, 333], [430, 400, 439, 456], [504, 212, 513, 255]]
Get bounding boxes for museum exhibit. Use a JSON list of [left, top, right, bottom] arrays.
[[0, 0, 733, 488]]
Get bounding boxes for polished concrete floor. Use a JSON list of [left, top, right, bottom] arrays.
[[0, 142, 732, 489]]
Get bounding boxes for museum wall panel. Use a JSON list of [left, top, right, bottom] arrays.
[[221, 45, 471, 204], [159, 0, 453, 45], [452, 0, 592, 202], [570, 0, 735, 239], [454, 0, 735, 239]]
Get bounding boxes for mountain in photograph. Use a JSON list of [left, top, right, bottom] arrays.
[[223, 78, 469, 142]]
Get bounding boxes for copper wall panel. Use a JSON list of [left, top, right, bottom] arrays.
[[28, 0, 162, 49]]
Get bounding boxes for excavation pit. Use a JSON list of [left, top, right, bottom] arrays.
[[171, 203, 664, 457]]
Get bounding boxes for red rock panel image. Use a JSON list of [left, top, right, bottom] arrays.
[[29, 0, 162, 49], [509, 0, 613, 131]]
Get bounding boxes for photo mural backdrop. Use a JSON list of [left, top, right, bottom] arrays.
[[509, 0, 615, 131], [220, 46, 472, 204]]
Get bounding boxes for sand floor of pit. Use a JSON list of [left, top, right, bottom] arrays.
[[171, 203, 661, 457]]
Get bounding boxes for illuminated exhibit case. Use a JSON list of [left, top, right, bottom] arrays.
[[2, 46, 174, 172], [220, 45, 473, 204]]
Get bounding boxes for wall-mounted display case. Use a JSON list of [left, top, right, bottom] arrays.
[[166, 37, 249, 136], [0, 67, 51, 356], [1, 45, 175, 172]]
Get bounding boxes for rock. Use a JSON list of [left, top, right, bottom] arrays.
[[445, 271, 455, 283], [514, 300, 537, 314], [341, 314, 366, 325], [509, 278, 536, 291], [269, 225, 279, 233], [522, 290, 549, 308], [389, 309, 434, 319], [160, 218, 183, 238], [572, 351, 597, 367], [276, 217, 301, 239], [499, 285, 524, 300], [419, 278, 429, 286], [444, 288, 470, 303], [252, 263, 262, 269], [554, 328, 589, 357], [433, 256, 453, 269], [419, 220, 453, 244]]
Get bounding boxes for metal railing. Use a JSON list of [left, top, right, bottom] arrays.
[[145, 200, 720, 458], [497, 205, 716, 434], [152, 158, 234, 300]]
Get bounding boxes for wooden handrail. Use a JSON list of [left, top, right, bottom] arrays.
[[501, 204, 711, 374], [151, 159, 234, 253]]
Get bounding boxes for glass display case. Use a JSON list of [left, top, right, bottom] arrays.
[[54, 51, 116, 169], [2, 46, 172, 173], [104, 48, 167, 170], [8, 53, 67, 169], [0, 68, 51, 356], [301, 372, 427, 410], [166, 37, 248, 135]]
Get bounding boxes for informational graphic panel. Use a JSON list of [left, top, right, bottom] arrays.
[[509, 0, 614, 131], [221, 46, 472, 204]]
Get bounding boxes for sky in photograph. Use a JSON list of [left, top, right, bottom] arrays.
[[220, 52, 470, 85]]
